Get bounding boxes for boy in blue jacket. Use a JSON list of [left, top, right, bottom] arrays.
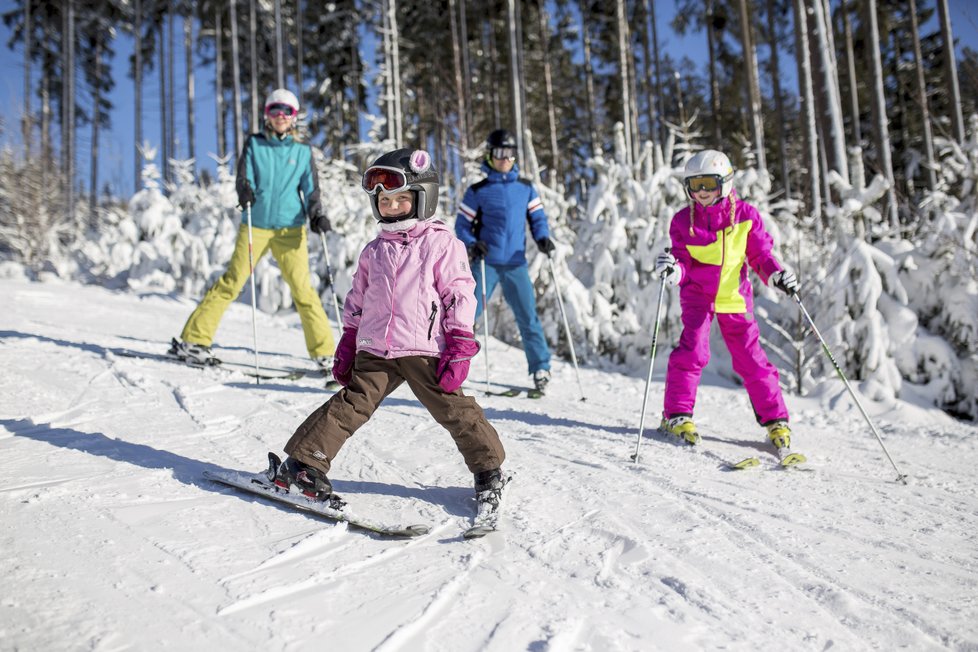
[[455, 129, 554, 393]]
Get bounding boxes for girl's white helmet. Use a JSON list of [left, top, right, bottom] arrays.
[[684, 149, 735, 198], [264, 88, 299, 113]]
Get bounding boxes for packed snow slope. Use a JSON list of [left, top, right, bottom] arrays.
[[2, 278, 977, 651]]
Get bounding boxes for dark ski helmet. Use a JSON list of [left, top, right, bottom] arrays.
[[486, 129, 517, 150], [361, 148, 439, 221]]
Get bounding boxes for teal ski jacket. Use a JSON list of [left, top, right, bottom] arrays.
[[235, 133, 322, 230]]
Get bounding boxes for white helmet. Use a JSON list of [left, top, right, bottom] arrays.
[[684, 149, 735, 199], [264, 88, 299, 113]]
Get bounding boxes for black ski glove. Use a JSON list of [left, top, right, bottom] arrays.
[[237, 180, 255, 210], [770, 270, 799, 295], [309, 211, 332, 234], [468, 241, 489, 261], [536, 237, 556, 256]]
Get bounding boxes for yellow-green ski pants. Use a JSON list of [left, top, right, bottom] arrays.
[[180, 224, 335, 358]]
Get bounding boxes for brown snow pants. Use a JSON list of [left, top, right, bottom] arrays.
[[284, 352, 506, 476]]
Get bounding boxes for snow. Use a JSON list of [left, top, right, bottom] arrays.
[[3, 279, 978, 650]]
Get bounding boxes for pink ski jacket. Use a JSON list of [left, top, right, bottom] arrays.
[[670, 195, 783, 314], [343, 220, 476, 359]]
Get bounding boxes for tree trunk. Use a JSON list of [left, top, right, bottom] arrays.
[[159, 19, 169, 184], [738, 0, 766, 171], [840, 0, 861, 146], [487, 2, 501, 128], [168, 11, 176, 162], [863, 0, 899, 229], [811, 0, 847, 182], [506, 0, 524, 162], [90, 37, 102, 220], [649, 0, 665, 144], [215, 3, 226, 159], [391, 0, 403, 143], [536, 0, 558, 182], [249, 0, 259, 132], [640, 0, 657, 147], [134, 0, 142, 192], [22, 0, 31, 159], [936, 0, 965, 143], [707, 0, 721, 145], [579, 0, 597, 156], [449, 0, 469, 155], [908, 0, 937, 191], [616, 0, 633, 166], [793, 0, 822, 226], [295, 0, 303, 103], [274, 0, 284, 88], [230, 0, 243, 157], [185, 10, 195, 173], [765, 0, 791, 199], [64, 0, 76, 217], [459, 0, 472, 149]]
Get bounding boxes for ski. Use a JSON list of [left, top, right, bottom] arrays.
[[113, 348, 311, 381], [203, 464, 430, 538], [463, 474, 511, 539], [483, 387, 543, 399], [485, 388, 522, 397], [727, 451, 808, 471], [639, 427, 808, 471]]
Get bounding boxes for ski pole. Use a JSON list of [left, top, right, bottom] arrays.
[[480, 256, 491, 394], [245, 203, 261, 384], [630, 275, 668, 462], [547, 256, 586, 402], [318, 233, 343, 338], [793, 293, 908, 484]]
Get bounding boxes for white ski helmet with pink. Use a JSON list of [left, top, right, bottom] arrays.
[[684, 149, 735, 199], [264, 88, 299, 113], [263, 88, 300, 128]]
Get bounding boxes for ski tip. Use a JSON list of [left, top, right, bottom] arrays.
[[779, 452, 808, 468], [463, 525, 497, 539], [728, 457, 761, 470], [404, 524, 431, 536]]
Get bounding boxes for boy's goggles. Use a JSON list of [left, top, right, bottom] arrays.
[[684, 174, 723, 193], [490, 147, 517, 160], [265, 103, 297, 118], [362, 166, 410, 195]]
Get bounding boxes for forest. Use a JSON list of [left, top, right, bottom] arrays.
[[0, 0, 976, 421]]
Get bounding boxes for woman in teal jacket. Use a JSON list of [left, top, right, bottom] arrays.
[[170, 89, 336, 371]]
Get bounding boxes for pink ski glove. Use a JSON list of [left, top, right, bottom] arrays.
[[331, 328, 358, 387], [436, 330, 480, 393]]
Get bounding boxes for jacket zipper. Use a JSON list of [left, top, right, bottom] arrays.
[[427, 301, 438, 339]]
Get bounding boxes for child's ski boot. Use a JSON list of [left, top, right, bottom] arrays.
[[658, 415, 701, 445]]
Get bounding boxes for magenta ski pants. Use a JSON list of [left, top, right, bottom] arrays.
[[663, 308, 788, 425]]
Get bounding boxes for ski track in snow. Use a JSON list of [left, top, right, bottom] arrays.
[[3, 280, 978, 650]]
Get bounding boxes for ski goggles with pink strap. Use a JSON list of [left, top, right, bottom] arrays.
[[361, 166, 411, 195]]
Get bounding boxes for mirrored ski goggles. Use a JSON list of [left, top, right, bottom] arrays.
[[362, 166, 410, 195], [684, 174, 723, 193], [490, 147, 517, 160], [265, 103, 297, 118]]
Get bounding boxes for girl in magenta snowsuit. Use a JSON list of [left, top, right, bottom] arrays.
[[654, 150, 799, 455], [270, 149, 506, 503]]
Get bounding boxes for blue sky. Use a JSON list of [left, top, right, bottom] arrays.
[[0, 0, 976, 198]]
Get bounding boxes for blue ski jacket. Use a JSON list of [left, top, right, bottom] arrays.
[[235, 133, 322, 230], [455, 162, 550, 266]]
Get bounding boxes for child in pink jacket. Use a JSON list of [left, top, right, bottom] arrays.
[[654, 150, 800, 457], [270, 149, 507, 508]]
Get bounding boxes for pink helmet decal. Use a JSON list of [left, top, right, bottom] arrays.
[[409, 150, 432, 174]]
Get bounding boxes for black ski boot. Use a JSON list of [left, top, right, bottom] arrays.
[[266, 452, 333, 501], [474, 468, 505, 509]]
